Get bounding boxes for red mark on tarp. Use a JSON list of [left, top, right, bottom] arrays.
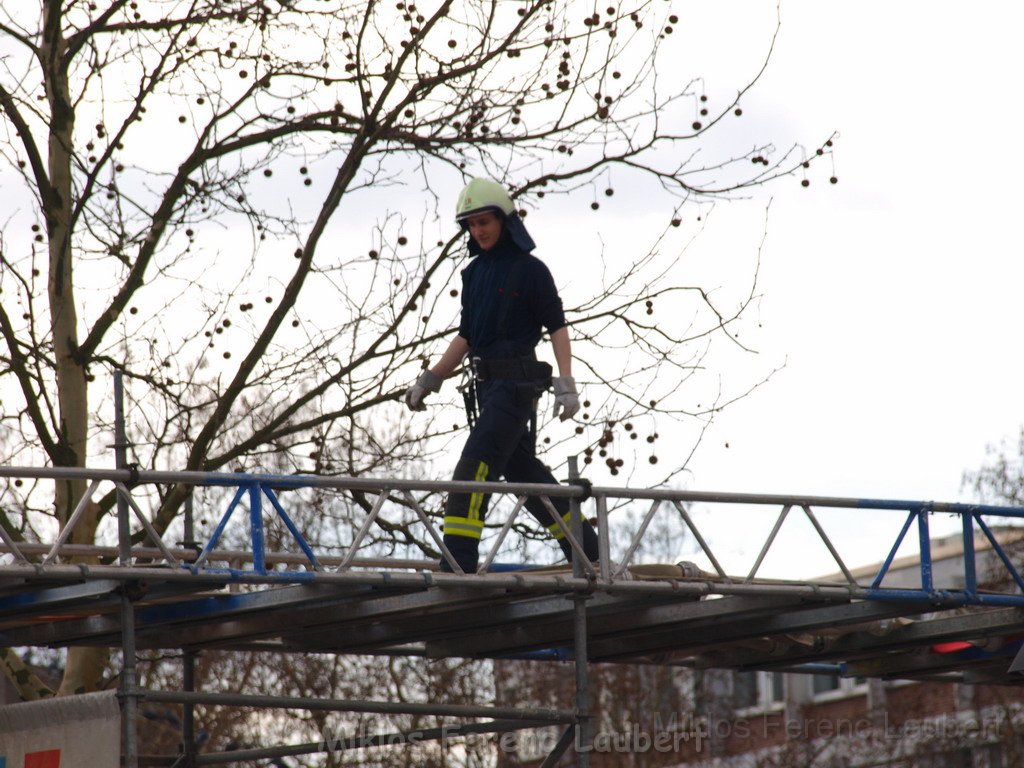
[[24, 750, 60, 768]]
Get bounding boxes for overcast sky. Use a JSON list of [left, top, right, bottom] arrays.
[[574, 0, 1024, 575], [681, 0, 1024, 499]]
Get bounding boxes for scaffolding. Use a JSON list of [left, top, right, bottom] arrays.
[[4, 458, 1024, 766]]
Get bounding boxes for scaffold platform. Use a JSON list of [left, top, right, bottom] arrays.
[[3, 464, 1024, 766]]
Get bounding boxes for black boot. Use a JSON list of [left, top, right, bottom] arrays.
[[557, 519, 600, 565], [439, 535, 480, 574]]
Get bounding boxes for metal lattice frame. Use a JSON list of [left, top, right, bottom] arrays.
[[5, 462, 1024, 766], [4, 464, 1024, 605]]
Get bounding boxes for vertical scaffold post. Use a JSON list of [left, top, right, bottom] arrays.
[[569, 456, 592, 766], [182, 649, 197, 767], [114, 371, 139, 768]]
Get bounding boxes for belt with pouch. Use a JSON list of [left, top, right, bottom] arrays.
[[470, 356, 552, 386]]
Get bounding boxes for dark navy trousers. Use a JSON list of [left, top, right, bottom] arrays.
[[441, 378, 600, 573]]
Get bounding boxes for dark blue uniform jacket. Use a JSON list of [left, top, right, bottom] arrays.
[[458, 234, 566, 357]]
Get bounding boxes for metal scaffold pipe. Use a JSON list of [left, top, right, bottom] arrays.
[[114, 371, 139, 768], [4, 463, 1024, 518], [569, 455, 592, 767]]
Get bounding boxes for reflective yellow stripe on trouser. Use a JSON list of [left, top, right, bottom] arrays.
[[444, 460, 490, 540], [547, 510, 573, 540]]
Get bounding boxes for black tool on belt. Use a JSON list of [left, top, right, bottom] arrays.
[[460, 374, 479, 429]]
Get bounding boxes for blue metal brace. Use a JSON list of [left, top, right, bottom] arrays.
[[193, 485, 248, 569], [262, 485, 322, 571]]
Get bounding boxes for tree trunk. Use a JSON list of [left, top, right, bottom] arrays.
[[41, 0, 108, 698]]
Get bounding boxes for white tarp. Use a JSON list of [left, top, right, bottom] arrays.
[[0, 690, 120, 767]]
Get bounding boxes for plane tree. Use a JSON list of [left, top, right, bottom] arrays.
[[0, 0, 832, 699]]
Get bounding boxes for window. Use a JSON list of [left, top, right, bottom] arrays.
[[733, 670, 785, 712], [767, 671, 785, 703], [812, 673, 840, 695], [734, 671, 759, 709], [810, 672, 867, 700]]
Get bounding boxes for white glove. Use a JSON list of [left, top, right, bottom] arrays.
[[404, 370, 442, 411], [552, 376, 580, 421]]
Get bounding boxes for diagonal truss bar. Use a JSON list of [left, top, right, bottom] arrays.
[[263, 486, 321, 571], [539, 496, 596, 578], [0, 518, 28, 564], [672, 500, 729, 581], [800, 504, 856, 585], [337, 490, 390, 571], [746, 505, 791, 583], [613, 499, 662, 579], [975, 514, 1024, 593], [540, 725, 577, 768], [42, 479, 102, 565], [872, 509, 917, 589], [193, 485, 247, 569], [400, 489, 467, 575], [479, 495, 528, 574], [113, 482, 180, 567]]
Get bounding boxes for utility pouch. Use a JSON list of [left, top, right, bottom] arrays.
[[527, 361, 553, 396]]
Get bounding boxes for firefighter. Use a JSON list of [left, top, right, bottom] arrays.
[[404, 178, 600, 573]]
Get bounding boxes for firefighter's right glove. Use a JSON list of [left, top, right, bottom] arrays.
[[404, 370, 442, 411], [552, 376, 580, 421]]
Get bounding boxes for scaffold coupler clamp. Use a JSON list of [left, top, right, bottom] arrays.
[[574, 477, 593, 502], [125, 462, 141, 489]]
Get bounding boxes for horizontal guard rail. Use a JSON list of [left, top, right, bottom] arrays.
[[3, 465, 1024, 607]]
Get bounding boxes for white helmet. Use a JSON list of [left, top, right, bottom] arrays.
[[454, 177, 536, 255], [455, 178, 516, 221]]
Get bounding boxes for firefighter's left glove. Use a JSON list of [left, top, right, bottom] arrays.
[[404, 370, 443, 412], [552, 376, 580, 422]]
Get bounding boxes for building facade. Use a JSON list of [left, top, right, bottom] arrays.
[[495, 530, 1024, 768]]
